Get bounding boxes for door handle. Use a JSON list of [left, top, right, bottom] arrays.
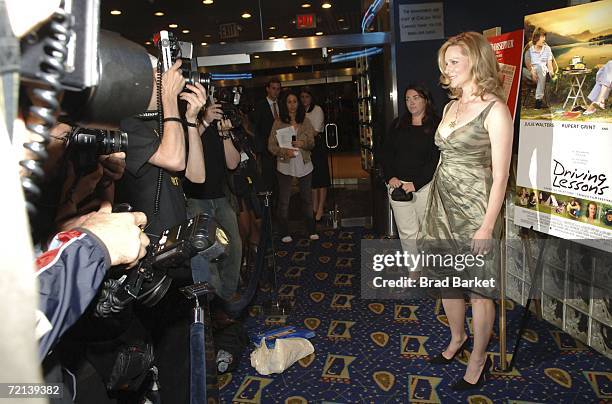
[[325, 123, 339, 149]]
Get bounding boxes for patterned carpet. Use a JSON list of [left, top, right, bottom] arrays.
[[219, 227, 611, 403]]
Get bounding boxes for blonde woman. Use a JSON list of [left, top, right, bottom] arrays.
[[419, 32, 513, 390]]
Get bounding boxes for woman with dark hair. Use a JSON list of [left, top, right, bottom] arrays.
[[300, 88, 330, 222], [381, 84, 440, 253], [268, 91, 317, 243]]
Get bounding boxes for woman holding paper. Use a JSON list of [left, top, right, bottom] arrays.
[[268, 91, 317, 243]]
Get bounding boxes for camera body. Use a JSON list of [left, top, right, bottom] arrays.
[[96, 213, 229, 316], [212, 85, 244, 128], [66, 127, 128, 174], [154, 30, 211, 88], [391, 187, 414, 202]]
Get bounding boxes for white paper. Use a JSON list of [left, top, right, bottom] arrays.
[[275, 126, 298, 150]]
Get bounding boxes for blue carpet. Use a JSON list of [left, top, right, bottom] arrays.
[[219, 227, 611, 403]]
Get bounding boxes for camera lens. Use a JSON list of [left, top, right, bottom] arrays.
[[98, 130, 128, 155]]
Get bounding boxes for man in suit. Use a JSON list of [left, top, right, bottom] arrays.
[[253, 78, 282, 193]]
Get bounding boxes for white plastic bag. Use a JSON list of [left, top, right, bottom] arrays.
[[250, 337, 314, 375]]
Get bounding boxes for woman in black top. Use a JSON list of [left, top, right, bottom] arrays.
[[382, 84, 440, 252]]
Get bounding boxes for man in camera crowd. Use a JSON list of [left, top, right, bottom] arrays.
[[253, 78, 282, 194], [184, 96, 242, 312]]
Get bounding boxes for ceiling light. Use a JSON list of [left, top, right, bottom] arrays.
[[342, 26, 349, 30], [291, 52, 297, 55], [145, 41, 152, 45], [254, 55, 260, 59], [315, 31, 323, 35], [154, 11, 164, 16], [301, 3, 311, 8], [110, 10, 121, 15], [338, 18, 344, 22], [282, 35, 288, 38], [202, 0, 214, 4], [169, 23, 178, 28], [269, 26, 276, 30], [201, 42, 208, 46], [204, 34, 212, 38], [241, 12, 252, 19], [182, 29, 190, 34], [268, 36, 276, 40], [220, 41, 226, 44], [322, 2, 332, 9]]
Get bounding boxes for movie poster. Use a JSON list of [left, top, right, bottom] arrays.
[[487, 29, 524, 119], [514, 0, 612, 252]]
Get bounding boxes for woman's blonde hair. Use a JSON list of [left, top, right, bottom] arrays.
[[437, 31, 504, 100]]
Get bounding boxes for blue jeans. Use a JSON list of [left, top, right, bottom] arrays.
[[187, 197, 242, 301]]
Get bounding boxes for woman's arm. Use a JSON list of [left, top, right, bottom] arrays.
[[473, 101, 513, 251]]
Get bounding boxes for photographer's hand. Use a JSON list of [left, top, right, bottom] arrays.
[[161, 60, 186, 116], [99, 152, 126, 182], [181, 83, 207, 122], [80, 201, 150, 268], [203, 103, 223, 126], [401, 182, 416, 193]]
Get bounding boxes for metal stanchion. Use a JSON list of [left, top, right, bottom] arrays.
[[499, 200, 508, 371], [180, 283, 216, 404], [259, 191, 292, 315]]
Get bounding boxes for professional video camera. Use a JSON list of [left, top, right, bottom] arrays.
[[66, 127, 128, 175], [154, 30, 211, 87], [95, 213, 230, 317]]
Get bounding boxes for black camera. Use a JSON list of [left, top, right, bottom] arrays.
[[95, 213, 230, 317], [154, 30, 211, 88], [66, 127, 128, 175], [391, 187, 414, 202], [210, 85, 244, 128]]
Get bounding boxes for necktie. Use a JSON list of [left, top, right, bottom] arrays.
[[272, 101, 279, 120]]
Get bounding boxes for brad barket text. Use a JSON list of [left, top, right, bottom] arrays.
[[372, 276, 497, 289]]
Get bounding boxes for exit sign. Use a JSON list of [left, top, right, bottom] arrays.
[[296, 13, 316, 29]]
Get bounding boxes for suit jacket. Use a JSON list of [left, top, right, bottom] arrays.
[[253, 98, 276, 153]]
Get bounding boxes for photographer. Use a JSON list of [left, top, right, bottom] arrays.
[[184, 102, 241, 309], [112, 59, 207, 403]]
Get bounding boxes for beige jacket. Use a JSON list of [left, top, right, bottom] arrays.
[[268, 119, 316, 163]]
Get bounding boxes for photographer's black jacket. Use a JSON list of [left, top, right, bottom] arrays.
[[381, 121, 440, 191]]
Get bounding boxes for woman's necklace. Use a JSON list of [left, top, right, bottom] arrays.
[[449, 101, 462, 129]]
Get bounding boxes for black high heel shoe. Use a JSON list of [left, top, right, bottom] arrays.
[[451, 356, 492, 391], [429, 338, 469, 365]]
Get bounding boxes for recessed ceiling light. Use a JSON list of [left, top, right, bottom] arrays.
[[202, 0, 213, 4], [268, 36, 276, 40], [154, 11, 164, 16], [341, 26, 349, 30], [291, 52, 297, 55], [282, 35, 288, 38], [169, 23, 178, 28], [220, 41, 226, 44], [269, 26, 276, 30], [292, 20, 296, 24], [204, 34, 212, 38], [338, 18, 344, 22], [315, 31, 323, 35], [201, 42, 208, 46], [329, 48, 334, 51], [322, 2, 332, 9], [253, 55, 260, 59], [241, 12, 252, 19], [301, 3, 311, 8], [110, 10, 121, 15], [145, 41, 152, 45], [182, 29, 190, 34]]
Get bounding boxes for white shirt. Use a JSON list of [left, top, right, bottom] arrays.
[[305, 105, 324, 133], [527, 44, 553, 74]]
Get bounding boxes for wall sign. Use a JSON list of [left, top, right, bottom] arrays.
[[398, 2, 444, 42]]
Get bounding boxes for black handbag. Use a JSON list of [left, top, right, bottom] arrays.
[[391, 187, 413, 202]]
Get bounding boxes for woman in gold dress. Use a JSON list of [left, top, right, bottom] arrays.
[[419, 32, 513, 390]]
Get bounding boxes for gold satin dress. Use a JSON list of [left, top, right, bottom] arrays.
[[418, 101, 501, 296]]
